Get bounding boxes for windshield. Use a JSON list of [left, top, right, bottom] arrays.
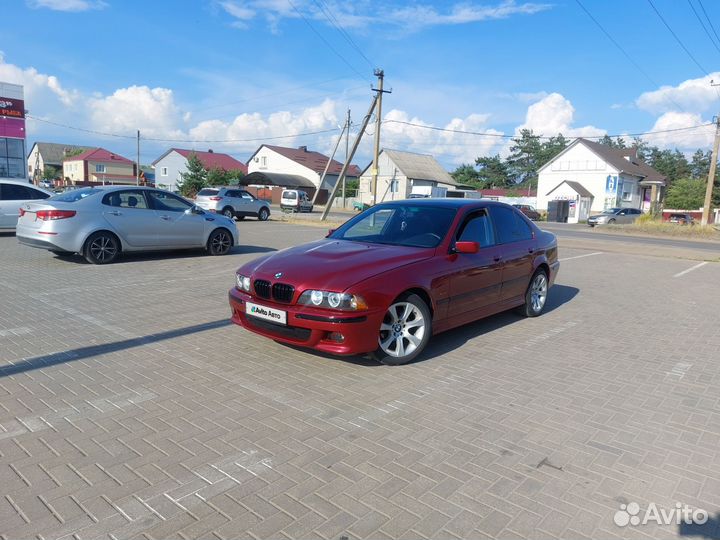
[[603, 208, 622, 214], [48, 188, 99, 203], [283, 191, 297, 200], [331, 204, 457, 248]]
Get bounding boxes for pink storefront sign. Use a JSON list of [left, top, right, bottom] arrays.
[[0, 117, 26, 139]]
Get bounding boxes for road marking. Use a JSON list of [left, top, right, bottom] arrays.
[[673, 261, 708, 278], [559, 252, 603, 262]]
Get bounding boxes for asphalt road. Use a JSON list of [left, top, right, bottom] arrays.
[[539, 222, 720, 253]]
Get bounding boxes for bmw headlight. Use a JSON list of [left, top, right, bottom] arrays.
[[298, 290, 367, 311], [236, 273, 251, 292]]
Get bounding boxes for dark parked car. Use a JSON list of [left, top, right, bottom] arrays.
[[229, 200, 560, 365], [668, 213, 695, 225], [512, 204, 541, 221]]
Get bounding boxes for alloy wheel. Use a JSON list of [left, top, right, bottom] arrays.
[[379, 301, 426, 359], [530, 272, 547, 312], [209, 230, 231, 255], [89, 235, 117, 263]]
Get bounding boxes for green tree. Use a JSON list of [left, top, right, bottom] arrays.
[[206, 167, 229, 186], [177, 153, 207, 197], [506, 130, 568, 186], [475, 155, 513, 188], [645, 148, 690, 185], [690, 149, 712, 180], [664, 178, 706, 209], [598, 135, 627, 149], [42, 165, 60, 180], [451, 163, 481, 186]]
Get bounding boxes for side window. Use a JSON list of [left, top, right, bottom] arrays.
[[456, 211, 495, 248], [1, 184, 34, 200], [490, 206, 532, 244], [148, 191, 192, 212], [240, 191, 253, 200], [226, 190, 238, 198], [117, 191, 149, 209]]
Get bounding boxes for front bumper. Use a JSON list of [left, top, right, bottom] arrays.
[[228, 288, 384, 356]]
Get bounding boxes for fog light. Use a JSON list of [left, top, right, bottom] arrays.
[[328, 332, 345, 343]]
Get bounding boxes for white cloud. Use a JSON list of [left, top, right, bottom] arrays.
[[643, 111, 715, 150], [220, 0, 551, 32], [0, 54, 77, 106], [636, 73, 720, 115], [27, 0, 107, 11], [517, 92, 605, 138]]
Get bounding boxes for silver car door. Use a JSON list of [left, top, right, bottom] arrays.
[[0, 183, 50, 229], [146, 190, 206, 247], [101, 190, 158, 247]]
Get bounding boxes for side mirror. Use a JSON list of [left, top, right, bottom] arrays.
[[455, 241, 479, 254], [326, 228, 336, 237], [188, 206, 205, 215]]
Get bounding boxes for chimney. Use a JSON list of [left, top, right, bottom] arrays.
[[208, 149, 214, 153], [299, 146, 307, 152]]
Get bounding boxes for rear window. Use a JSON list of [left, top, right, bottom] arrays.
[[197, 189, 219, 196], [283, 191, 297, 200], [48, 188, 99, 203]]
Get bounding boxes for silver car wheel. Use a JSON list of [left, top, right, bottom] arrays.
[[258, 207, 269, 221], [530, 273, 547, 312], [89, 235, 118, 263], [208, 229, 232, 255], [379, 301, 426, 359]]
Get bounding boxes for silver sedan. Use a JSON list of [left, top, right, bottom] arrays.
[[16, 186, 238, 264]]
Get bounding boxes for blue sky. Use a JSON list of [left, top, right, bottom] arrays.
[[2, 0, 720, 169]]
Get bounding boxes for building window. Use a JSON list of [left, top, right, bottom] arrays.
[[260, 156, 267, 168], [622, 190, 632, 202], [161, 167, 168, 176], [95, 164, 106, 173], [0, 138, 26, 179]]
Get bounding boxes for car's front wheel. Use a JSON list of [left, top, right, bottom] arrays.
[[258, 207, 270, 221], [221, 207, 235, 220], [372, 293, 431, 365], [517, 269, 549, 317], [206, 228, 232, 256], [84, 231, 120, 264]]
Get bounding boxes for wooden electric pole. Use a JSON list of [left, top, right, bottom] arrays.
[[371, 69, 391, 204], [342, 108, 350, 206], [136, 129, 140, 186]]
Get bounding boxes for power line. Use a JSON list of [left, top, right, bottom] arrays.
[[382, 119, 714, 140], [286, 0, 370, 83], [687, 0, 720, 54], [312, 0, 375, 69], [25, 115, 136, 139], [647, 0, 710, 75], [698, 0, 720, 50]]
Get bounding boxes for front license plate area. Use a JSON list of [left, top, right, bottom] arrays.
[[246, 302, 287, 325]]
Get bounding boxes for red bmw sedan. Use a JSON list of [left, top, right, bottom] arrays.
[[229, 199, 560, 365]]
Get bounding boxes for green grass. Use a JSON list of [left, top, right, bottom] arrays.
[[607, 219, 720, 240]]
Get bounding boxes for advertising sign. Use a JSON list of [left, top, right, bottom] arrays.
[[0, 97, 25, 119]]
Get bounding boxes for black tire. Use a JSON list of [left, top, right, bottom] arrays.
[[258, 207, 270, 221], [206, 228, 232, 256], [372, 293, 432, 366], [84, 231, 120, 264], [221, 207, 235, 220], [608, 218, 616, 224], [237, 215, 245, 221], [517, 269, 549, 317]]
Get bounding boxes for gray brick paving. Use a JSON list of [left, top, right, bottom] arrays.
[[0, 224, 719, 539]]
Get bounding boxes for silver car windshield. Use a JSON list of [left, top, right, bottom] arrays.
[[48, 188, 99, 203]]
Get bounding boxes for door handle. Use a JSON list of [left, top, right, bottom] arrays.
[[108, 210, 122, 216], [528, 247, 535, 254], [493, 256, 502, 262], [160, 215, 172, 220]]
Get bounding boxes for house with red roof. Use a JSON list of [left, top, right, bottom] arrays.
[[244, 144, 361, 203], [152, 148, 248, 192], [62, 148, 137, 186]]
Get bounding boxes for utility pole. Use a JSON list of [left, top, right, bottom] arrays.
[[371, 69, 391, 204], [321, 94, 379, 221], [136, 129, 140, 186], [342, 108, 350, 206], [702, 81, 720, 226], [311, 120, 347, 206]]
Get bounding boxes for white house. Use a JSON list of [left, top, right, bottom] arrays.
[[537, 138, 666, 218], [152, 148, 247, 192], [27, 142, 88, 183], [357, 149, 458, 204]]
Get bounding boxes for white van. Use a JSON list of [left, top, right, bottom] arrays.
[[280, 189, 314, 213]]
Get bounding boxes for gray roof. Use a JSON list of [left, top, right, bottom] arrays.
[[575, 139, 666, 184], [546, 180, 594, 198], [378, 149, 457, 186], [30, 142, 90, 166], [241, 171, 316, 189]]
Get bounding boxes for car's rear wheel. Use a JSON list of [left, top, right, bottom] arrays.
[[372, 293, 431, 365], [608, 218, 616, 224], [84, 231, 120, 264], [258, 207, 270, 221], [517, 269, 548, 317], [222, 207, 235, 219], [207, 228, 232, 256]]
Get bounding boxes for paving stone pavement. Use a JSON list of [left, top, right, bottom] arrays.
[[0, 221, 719, 540]]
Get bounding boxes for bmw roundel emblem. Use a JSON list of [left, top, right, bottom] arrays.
[[274, 272, 283, 279]]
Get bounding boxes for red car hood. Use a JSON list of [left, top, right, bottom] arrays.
[[243, 239, 434, 292]]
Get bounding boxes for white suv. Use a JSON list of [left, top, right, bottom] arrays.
[[280, 189, 314, 213], [0, 179, 53, 230], [195, 187, 271, 221]]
